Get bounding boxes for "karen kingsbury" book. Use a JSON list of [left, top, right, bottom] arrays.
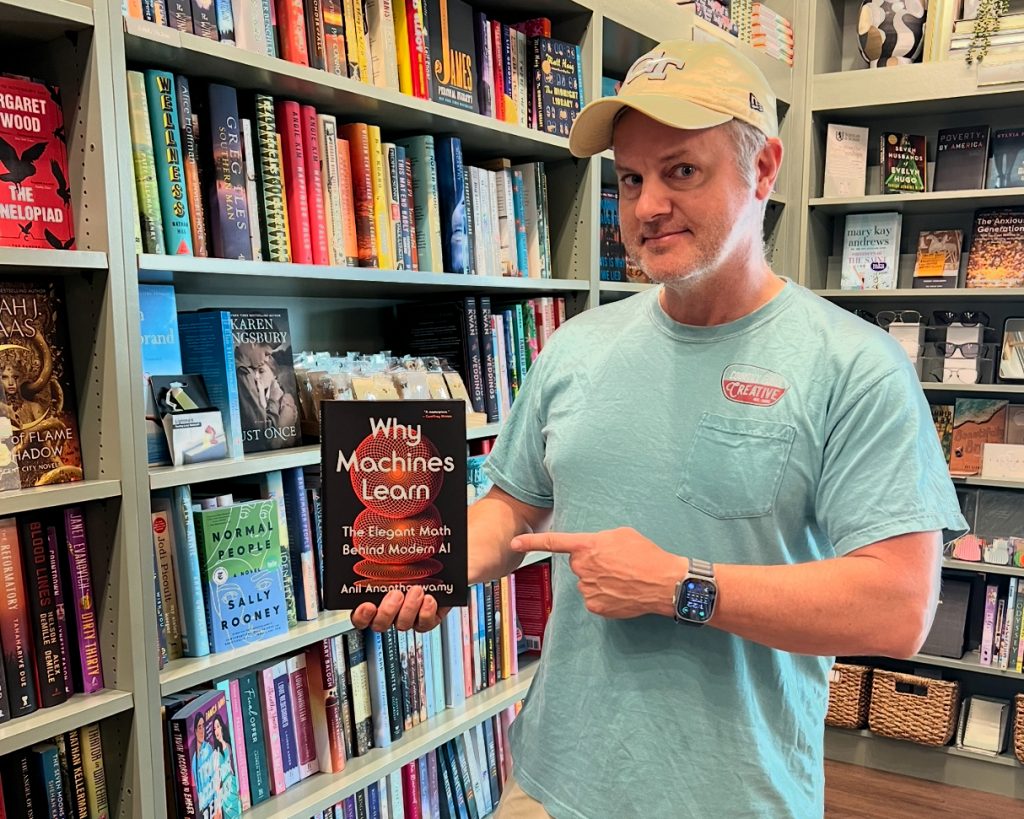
[[321, 400, 467, 608]]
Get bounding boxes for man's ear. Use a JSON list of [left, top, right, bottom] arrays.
[[756, 137, 783, 201]]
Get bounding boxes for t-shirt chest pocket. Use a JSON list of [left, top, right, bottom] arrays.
[[677, 412, 797, 519]]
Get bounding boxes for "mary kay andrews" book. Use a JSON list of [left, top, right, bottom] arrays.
[[321, 400, 467, 608]]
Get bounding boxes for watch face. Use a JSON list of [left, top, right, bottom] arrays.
[[676, 578, 717, 623]]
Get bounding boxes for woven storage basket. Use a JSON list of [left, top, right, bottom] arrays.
[[825, 664, 872, 729], [868, 670, 960, 746], [1014, 694, 1024, 764]]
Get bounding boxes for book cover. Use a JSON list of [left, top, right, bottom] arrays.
[[880, 132, 927, 194], [988, 128, 1024, 189], [930, 404, 954, 465], [534, 38, 581, 138], [139, 283, 183, 466], [425, 0, 478, 112], [949, 398, 1009, 476], [193, 499, 289, 651], [204, 83, 252, 260], [63, 507, 104, 694], [321, 400, 468, 608], [0, 517, 37, 717], [933, 125, 990, 191], [840, 212, 902, 290], [966, 208, 1024, 288], [0, 278, 83, 487], [144, 70, 193, 255], [224, 307, 301, 452], [1000, 318, 1024, 381], [22, 517, 68, 707], [0, 75, 75, 249], [912, 229, 962, 289], [823, 123, 868, 198], [170, 689, 242, 819]]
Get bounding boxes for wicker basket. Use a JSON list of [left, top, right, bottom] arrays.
[[1014, 694, 1024, 764], [868, 670, 960, 746], [826, 664, 872, 729]]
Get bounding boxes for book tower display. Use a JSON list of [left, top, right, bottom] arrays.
[[0, 0, 797, 816]]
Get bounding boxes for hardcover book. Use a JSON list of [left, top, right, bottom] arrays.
[[169, 689, 242, 819], [966, 207, 1024, 288], [988, 127, 1024, 189], [144, 70, 193, 255], [0, 278, 83, 487], [225, 308, 301, 452], [912, 229, 962, 289], [0, 517, 37, 717], [0, 74, 75, 249], [63, 506, 104, 694], [933, 125, 990, 191], [203, 83, 252, 260], [426, 0, 478, 112], [880, 132, 927, 194], [534, 38, 582, 138], [840, 212, 902, 290], [321, 400, 468, 608], [193, 499, 289, 652], [949, 398, 1009, 476]]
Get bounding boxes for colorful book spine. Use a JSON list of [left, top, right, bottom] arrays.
[[254, 94, 289, 262], [144, 70, 193, 254], [381, 628, 405, 742], [33, 742, 67, 816], [62, 728, 89, 819], [163, 486, 210, 657], [367, 124, 394, 269], [239, 671, 271, 804], [228, 678, 253, 810], [342, 0, 364, 80], [300, 104, 330, 266], [80, 724, 109, 819], [395, 135, 443, 273], [335, 138, 360, 266], [241, 118, 264, 260], [22, 518, 68, 707], [46, 523, 73, 697], [306, 639, 346, 773], [152, 509, 183, 660], [258, 665, 287, 794], [175, 75, 209, 257], [385, 143, 405, 269], [126, 71, 166, 255], [282, 467, 319, 621], [206, 83, 252, 260], [274, 661, 301, 788], [322, 0, 348, 75], [435, 136, 468, 274], [981, 584, 998, 666], [319, 114, 346, 267], [344, 630, 374, 756], [338, 123, 378, 267], [275, 0, 310, 64], [305, 0, 328, 70], [63, 508, 104, 694], [192, 0, 219, 38], [289, 654, 320, 779], [0, 518, 37, 717], [365, 630, 392, 749], [276, 100, 314, 264], [394, 0, 416, 94]]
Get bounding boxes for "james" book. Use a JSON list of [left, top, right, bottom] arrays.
[[321, 400, 468, 608]]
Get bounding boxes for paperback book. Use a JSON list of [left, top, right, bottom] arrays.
[[321, 400, 468, 608], [966, 208, 1024, 288], [933, 125, 990, 191], [840, 212, 902, 290], [988, 128, 1024, 189], [949, 398, 1009, 477], [912, 229, 962, 289], [880, 132, 927, 194]]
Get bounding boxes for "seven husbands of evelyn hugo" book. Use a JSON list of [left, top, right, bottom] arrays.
[[321, 400, 467, 608]]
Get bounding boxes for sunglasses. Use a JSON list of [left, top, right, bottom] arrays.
[[854, 309, 924, 328], [932, 310, 990, 327], [935, 341, 992, 358]]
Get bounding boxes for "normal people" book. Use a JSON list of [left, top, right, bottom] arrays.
[[321, 400, 467, 608]]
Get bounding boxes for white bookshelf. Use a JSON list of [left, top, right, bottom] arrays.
[[0, 690, 134, 758], [809, 188, 1024, 216], [909, 650, 1023, 680], [247, 659, 539, 819], [944, 559, 1024, 578], [0, 0, 93, 35], [0, 478, 121, 515], [0, 247, 107, 270]]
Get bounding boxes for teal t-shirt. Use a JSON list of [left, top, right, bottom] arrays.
[[483, 281, 968, 819]]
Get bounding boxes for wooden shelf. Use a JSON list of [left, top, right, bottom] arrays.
[[137, 254, 589, 299], [922, 383, 1024, 396], [0, 0, 93, 40], [0, 690, 133, 757], [809, 188, 1024, 216], [943, 559, 1024, 578], [812, 61, 1024, 118], [123, 19, 570, 163], [814, 288, 1024, 302], [0, 248, 107, 271], [160, 611, 353, 696], [909, 650, 1022, 680], [0, 479, 121, 515], [956, 476, 1024, 491], [151, 425, 504, 489], [247, 660, 538, 819]]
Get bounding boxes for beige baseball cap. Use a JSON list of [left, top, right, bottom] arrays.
[[568, 40, 778, 158]]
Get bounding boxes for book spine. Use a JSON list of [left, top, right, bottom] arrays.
[[144, 70, 193, 255], [393, 0, 415, 94], [336, 138, 360, 266], [275, 0, 310, 64], [126, 71, 166, 255], [288, 654, 320, 779], [215, 0, 236, 41], [381, 627, 405, 741], [492, 579, 503, 681], [206, 83, 252, 260], [22, 519, 68, 707], [151, 510, 183, 661], [241, 118, 264, 260], [239, 672, 271, 804], [342, 0, 363, 80], [191, 0, 219, 39], [175, 76, 210, 257], [301, 104, 331, 265], [283, 467, 320, 620], [276, 99, 314, 264], [367, 125, 394, 269], [414, 631, 427, 724], [33, 742, 67, 817], [404, 157, 420, 270], [349, 0, 372, 82], [408, 0, 430, 99], [153, 541, 168, 670], [365, 630, 392, 748], [0, 519, 36, 717], [463, 162, 476, 274], [345, 630, 374, 756], [306, 639, 346, 773], [397, 151, 416, 270], [398, 630, 413, 731], [322, 0, 348, 75], [254, 95, 290, 262], [258, 665, 287, 794], [366, 0, 400, 90], [405, 629, 420, 726], [305, 0, 328, 70], [401, 761, 420, 819], [388, 145, 408, 269], [319, 115, 345, 266], [510, 170, 528, 277], [61, 730, 89, 819], [981, 584, 998, 666], [476, 296, 499, 422], [228, 678, 252, 810], [339, 124, 378, 267], [170, 717, 197, 817], [79, 724, 109, 819], [1002, 577, 1018, 670], [332, 634, 356, 760]]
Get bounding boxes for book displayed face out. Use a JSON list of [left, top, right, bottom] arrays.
[[321, 400, 468, 608]]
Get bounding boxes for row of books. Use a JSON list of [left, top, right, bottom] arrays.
[[162, 603, 541, 814], [823, 125, 1024, 197], [129, 70, 555, 279], [598, 189, 650, 284], [839, 207, 1024, 290], [0, 278, 85, 490], [0, 75, 76, 250], [981, 577, 1024, 671], [301, 710, 520, 819], [679, 0, 794, 64], [0, 722, 109, 818], [124, 1, 583, 136], [0, 509, 103, 722]]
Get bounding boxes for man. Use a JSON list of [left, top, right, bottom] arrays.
[[353, 40, 968, 817]]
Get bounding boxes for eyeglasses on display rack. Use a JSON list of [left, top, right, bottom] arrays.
[[932, 310, 990, 327], [929, 369, 982, 385], [935, 342, 993, 358], [852, 309, 924, 328]]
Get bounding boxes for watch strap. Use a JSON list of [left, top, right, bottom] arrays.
[[688, 558, 714, 579]]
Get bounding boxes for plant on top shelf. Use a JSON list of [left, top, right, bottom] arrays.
[[965, 0, 1009, 64]]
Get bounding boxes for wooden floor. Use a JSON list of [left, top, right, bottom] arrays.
[[825, 760, 1021, 817]]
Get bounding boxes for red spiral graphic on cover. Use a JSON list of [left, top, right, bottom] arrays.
[[350, 426, 444, 518], [352, 506, 443, 565]]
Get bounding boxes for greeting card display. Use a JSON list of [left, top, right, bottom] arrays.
[[321, 400, 467, 608]]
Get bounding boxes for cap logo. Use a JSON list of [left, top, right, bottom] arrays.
[[749, 93, 764, 113], [624, 52, 686, 85]]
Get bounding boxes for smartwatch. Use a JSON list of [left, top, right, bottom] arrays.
[[673, 559, 717, 626]]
